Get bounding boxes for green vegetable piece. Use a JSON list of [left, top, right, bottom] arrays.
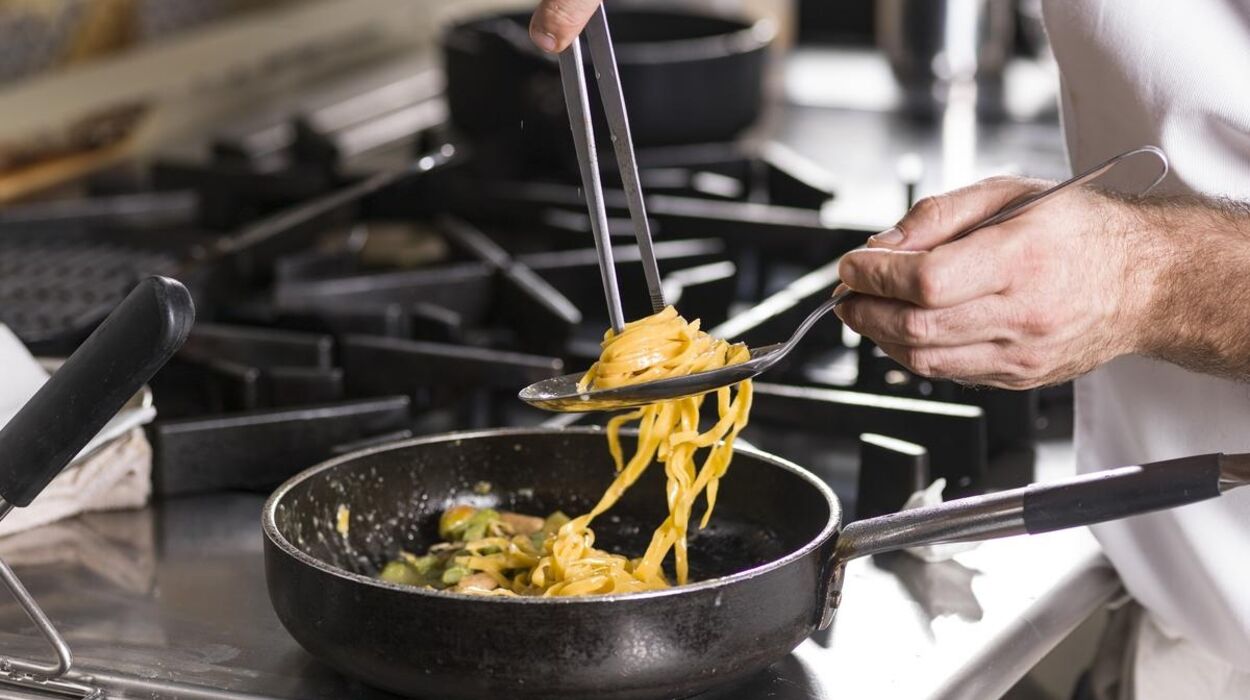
[[462, 508, 500, 542], [379, 561, 423, 585], [541, 511, 571, 535], [401, 552, 438, 574], [439, 505, 478, 539], [442, 566, 471, 585]]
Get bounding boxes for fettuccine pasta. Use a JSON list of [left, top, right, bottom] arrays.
[[379, 306, 752, 596]]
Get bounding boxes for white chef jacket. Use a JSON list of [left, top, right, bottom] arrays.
[[1041, 0, 1250, 693]]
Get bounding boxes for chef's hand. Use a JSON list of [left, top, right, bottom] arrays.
[[834, 177, 1160, 390], [530, 0, 601, 53]]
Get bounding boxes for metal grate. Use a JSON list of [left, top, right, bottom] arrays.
[[0, 231, 177, 347]]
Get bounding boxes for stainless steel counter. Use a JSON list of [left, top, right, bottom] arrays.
[[0, 440, 1119, 700]]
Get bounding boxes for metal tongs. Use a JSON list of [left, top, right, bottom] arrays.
[[557, 6, 665, 334]]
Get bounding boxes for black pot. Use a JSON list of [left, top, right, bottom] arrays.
[[262, 427, 1246, 699], [441, 9, 774, 174]]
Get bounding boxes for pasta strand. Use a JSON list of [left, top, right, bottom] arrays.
[[380, 306, 751, 596]]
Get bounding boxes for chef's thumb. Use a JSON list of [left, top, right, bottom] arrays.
[[867, 176, 1046, 251], [530, 0, 601, 53]]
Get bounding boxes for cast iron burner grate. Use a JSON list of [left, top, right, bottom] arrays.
[[0, 230, 179, 351], [5, 70, 1043, 520]]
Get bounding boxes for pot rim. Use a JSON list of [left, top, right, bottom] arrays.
[[444, 9, 776, 66], [262, 425, 840, 605]]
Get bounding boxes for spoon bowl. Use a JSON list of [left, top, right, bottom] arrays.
[[518, 341, 788, 412], [519, 293, 840, 412]]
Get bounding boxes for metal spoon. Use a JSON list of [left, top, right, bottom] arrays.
[[520, 145, 1169, 412]]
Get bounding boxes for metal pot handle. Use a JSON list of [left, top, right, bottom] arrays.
[[815, 452, 1250, 629]]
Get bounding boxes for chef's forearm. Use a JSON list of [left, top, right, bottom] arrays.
[[1130, 194, 1250, 379]]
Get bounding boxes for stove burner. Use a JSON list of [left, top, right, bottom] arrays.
[[6, 73, 1043, 512]]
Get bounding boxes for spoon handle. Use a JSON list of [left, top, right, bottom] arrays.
[[833, 145, 1169, 307]]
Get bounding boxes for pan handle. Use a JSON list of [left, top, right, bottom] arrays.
[[815, 452, 1250, 629], [836, 452, 1248, 560], [0, 276, 194, 510]]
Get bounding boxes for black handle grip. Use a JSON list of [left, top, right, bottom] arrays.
[[1022, 454, 1223, 534], [0, 276, 194, 507]]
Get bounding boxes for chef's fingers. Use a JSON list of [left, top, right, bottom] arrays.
[[837, 224, 1018, 308], [530, 0, 601, 52], [872, 340, 1004, 385], [835, 295, 1014, 347], [866, 176, 1048, 251]]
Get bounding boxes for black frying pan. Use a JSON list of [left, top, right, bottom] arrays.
[[262, 427, 1249, 699]]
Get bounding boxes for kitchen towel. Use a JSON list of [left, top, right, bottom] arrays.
[[0, 324, 156, 537]]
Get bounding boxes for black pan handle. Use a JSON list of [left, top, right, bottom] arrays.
[[835, 452, 1250, 561], [0, 276, 194, 508], [816, 452, 1249, 629]]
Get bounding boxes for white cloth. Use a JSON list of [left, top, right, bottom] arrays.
[[1042, 0, 1250, 685], [0, 429, 153, 537], [0, 325, 156, 465], [1135, 613, 1250, 700], [0, 325, 155, 536]]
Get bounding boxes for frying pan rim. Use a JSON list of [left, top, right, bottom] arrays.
[[262, 425, 840, 605]]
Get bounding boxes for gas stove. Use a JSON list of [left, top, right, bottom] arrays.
[[0, 49, 1097, 700], [104, 79, 1039, 499]]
